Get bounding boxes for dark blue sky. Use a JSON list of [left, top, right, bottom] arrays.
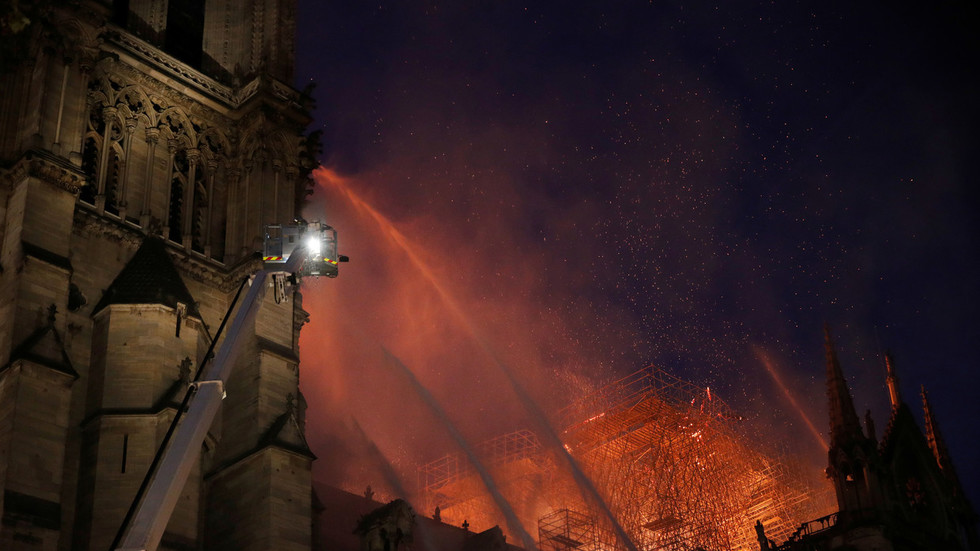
[[295, 1, 979, 511]]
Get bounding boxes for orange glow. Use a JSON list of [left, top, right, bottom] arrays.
[[298, 167, 838, 549], [314, 167, 467, 327], [299, 166, 616, 499]]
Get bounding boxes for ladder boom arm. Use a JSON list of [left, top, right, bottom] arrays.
[[116, 249, 307, 551]]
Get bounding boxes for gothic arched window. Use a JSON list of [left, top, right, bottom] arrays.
[[104, 148, 122, 216], [168, 150, 188, 243]]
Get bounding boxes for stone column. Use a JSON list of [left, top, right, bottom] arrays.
[[162, 139, 178, 240], [140, 127, 159, 230], [52, 58, 72, 151], [204, 160, 217, 258], [241, 160, 253, 256], [118, 117, 137, 220], [224, 166, 241, 260], [284, 165, 298, 222], [67, 54, 97, 167], [183, 148, 200, 250], [271, 159, 283, 225], [95, 106, 118, 213]]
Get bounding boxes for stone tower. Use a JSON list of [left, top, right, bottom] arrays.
[[0, 1, 319, 550], [823, 327, 885, 517]]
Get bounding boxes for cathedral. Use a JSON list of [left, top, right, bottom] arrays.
[[755, 329, 978, 551], [1, 1, 318, 549], [2, 2, 978, 551]]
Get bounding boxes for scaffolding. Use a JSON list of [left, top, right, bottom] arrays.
[[419, 430, 548, 532], [539, 509, 598, 551], [418, 366, 835, 550], [554, 366, 834, 551]]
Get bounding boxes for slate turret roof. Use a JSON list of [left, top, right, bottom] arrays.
[[92, 236, 199, 318]]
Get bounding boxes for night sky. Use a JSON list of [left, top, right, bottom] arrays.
[[293, 1, 980, 515]]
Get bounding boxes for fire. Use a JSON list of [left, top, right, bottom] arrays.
[[302, 168, 836, 549], [420, 366, 835, 551]]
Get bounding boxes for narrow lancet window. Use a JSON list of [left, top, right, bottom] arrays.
[[121, 434, 129, 473]]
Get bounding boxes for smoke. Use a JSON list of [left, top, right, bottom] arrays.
[[296, 23, 826, 511], [298, 154, 632, 497], [294, 0, 980, 517]]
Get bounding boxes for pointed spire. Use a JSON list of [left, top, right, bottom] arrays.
[[920, 385, 970, 504], [825, 324, 863, 449], [864, 409, 877, 443], [885, 352, 902, 409], [921, 386, 959, 483]]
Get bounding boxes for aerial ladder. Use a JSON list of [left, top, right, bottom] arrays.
[[112, 221, 347, 551]]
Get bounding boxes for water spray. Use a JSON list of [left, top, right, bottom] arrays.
[[753, 345, 828, 450], [319, 169, 639, 551], [348, 418, 437, 551], [379, 346, 539, 551]]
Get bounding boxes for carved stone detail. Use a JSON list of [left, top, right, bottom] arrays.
[[109, 32, 237, 105], [73, 208, 144, 249], [1, 154, 85, 194], [171, 252, 262, 292], [104, 32, 302, 111], [86, 61, 235, 168], [72, 208, 261, 293]]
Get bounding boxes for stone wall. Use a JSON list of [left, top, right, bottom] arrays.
[[0, 2, 317, 550]]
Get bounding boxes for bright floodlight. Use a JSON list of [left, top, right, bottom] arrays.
[[306, 234, 320, 255]]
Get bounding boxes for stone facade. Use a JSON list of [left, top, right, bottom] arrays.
[[0, 1, 318, 550]]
